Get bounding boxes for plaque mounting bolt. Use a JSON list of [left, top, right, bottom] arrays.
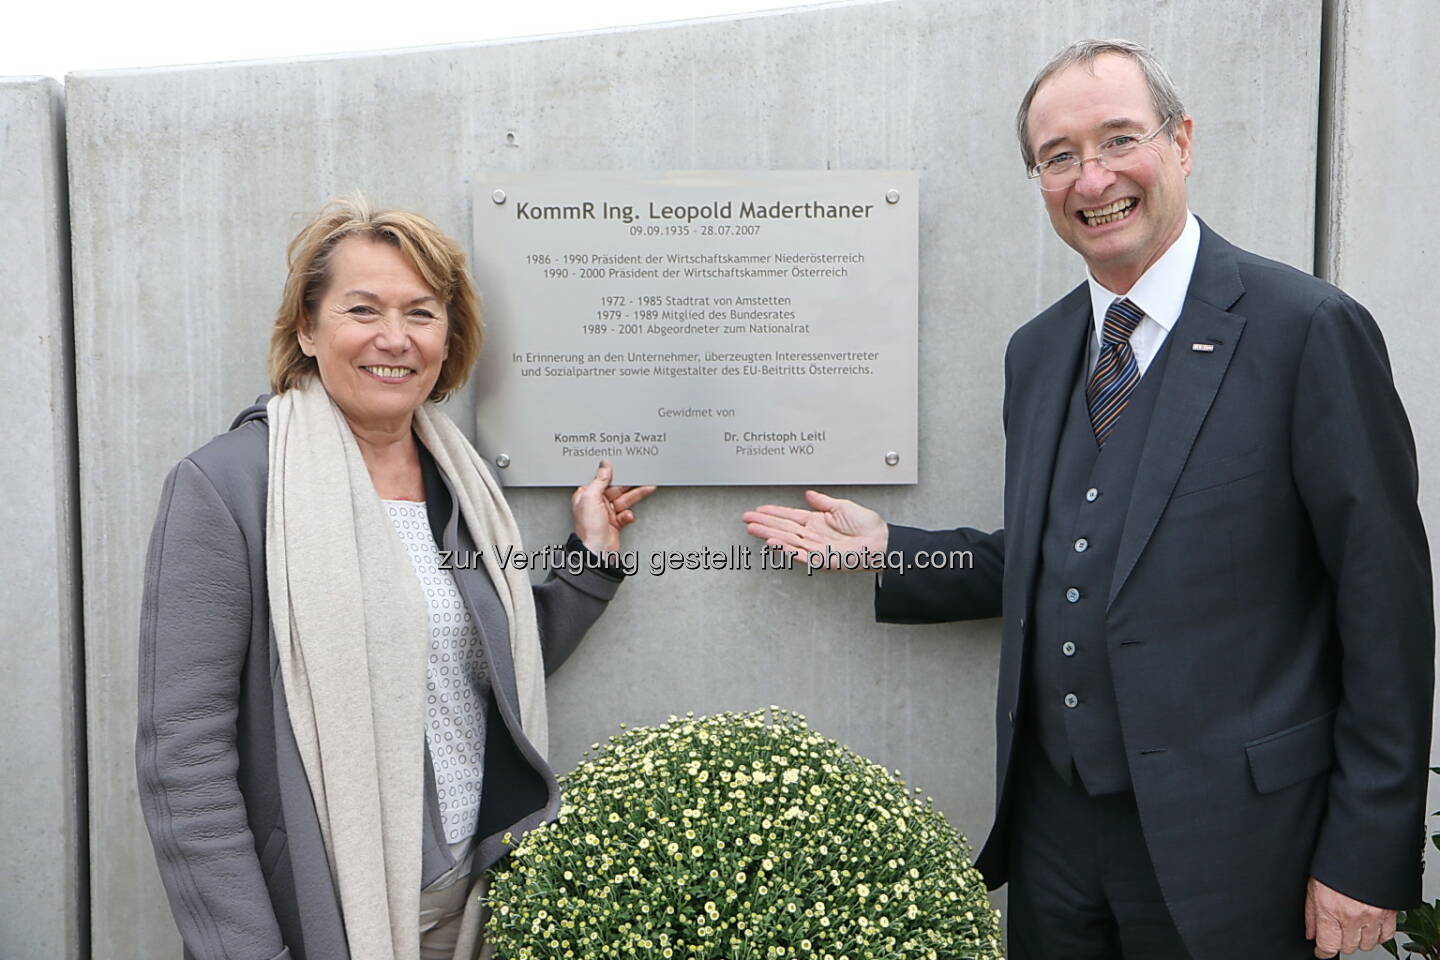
[[491, 189, 507, 205], [495, 453, 511, 468], [885, 189, 901, 204], [885, 451, 901, 466]]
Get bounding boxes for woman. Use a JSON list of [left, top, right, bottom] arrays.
[[136, 199, 653, 960]]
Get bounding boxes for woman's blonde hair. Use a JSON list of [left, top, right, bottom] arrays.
[[269, 197, 482, 401]]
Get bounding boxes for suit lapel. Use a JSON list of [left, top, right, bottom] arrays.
[[1014, 289, 1091, 598], [1107, 222, 1247, 608]]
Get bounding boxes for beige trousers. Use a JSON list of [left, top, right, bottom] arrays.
[[418, 840, 493, 960]]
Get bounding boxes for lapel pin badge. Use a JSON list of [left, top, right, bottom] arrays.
[[1191, 343, 1216, 352]]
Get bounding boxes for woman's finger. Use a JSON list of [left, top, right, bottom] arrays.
[[609, 486, 656, 511]]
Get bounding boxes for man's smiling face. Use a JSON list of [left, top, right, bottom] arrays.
[[1026, 53, 1193, 293]]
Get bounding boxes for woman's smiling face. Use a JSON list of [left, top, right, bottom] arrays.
[[298, 236, 449, 434]]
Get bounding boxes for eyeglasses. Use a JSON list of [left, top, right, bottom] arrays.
[[1027, 118, 1174, 191]]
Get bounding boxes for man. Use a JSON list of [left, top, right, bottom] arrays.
[[743, 39, 1433, 959]]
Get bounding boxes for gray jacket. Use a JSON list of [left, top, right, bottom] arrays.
[[136, 400, 620, 960]]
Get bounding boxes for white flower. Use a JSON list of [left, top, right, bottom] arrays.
[[484, 707, 1000, 959]]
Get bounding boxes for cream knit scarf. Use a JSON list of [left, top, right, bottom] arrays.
[[266, 376, 546, 960]]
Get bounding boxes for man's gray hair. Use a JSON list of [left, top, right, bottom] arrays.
[[1015, 39, 1186, 170]]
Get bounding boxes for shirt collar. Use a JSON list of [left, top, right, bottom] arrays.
[[1086, 211, 1200, 338]]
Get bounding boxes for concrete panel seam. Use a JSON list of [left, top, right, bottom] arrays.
[[1315, 0, 1346, 283], [50, 75, 92, 960]]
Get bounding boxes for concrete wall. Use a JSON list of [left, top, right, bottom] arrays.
[[0, 77, 86, 959], [63, 1, 1322, 954], [1323, 0, 1440, 912]]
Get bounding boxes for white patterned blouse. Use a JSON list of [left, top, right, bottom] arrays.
[[385, 499, 491, 845]]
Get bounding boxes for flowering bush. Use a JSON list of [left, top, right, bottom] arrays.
[[485, 707, 1003, 960]]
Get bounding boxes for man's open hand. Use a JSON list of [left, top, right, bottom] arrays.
[[742, 490, 889, 570]]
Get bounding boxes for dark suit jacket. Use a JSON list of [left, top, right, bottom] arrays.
[[136, 400, 620, 960], [875, 221, 1433, 958]]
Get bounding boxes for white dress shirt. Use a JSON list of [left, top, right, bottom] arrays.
[[1085, 211, 1201, 377]]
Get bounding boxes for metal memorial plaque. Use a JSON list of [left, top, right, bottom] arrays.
[[470, 171, 918, 486]]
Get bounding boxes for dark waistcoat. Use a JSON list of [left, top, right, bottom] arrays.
[[1028, 333, 1173, 795]]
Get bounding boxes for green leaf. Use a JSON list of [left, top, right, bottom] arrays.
[[1418, 903, 1439, 930], [1400, 903, 1440, 946]]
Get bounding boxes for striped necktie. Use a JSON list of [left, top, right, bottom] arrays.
[[1086, 297, 1144, 446]]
